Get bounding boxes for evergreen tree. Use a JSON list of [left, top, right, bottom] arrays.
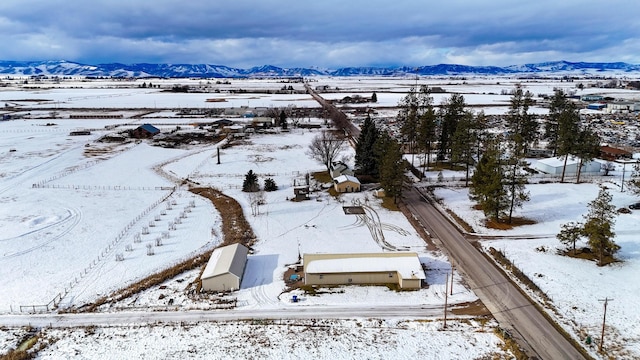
[[506, 84, 537, 158], [556, 221, 583, 254], [504, 85, 534, 223], [242, 170, 260, 192], [416, 85, 437, 175], [375, 133, 406, 203], [397, 87, 419, 167], [573, 127, 600, 184], [279, 110, 288, 129], [626, 162, 640, 195], [264, 178, 278, 191], [437, 93, 466, 162], [450, 111, 476, 186], [556, 100, 581, 182], [469, 137, 509, 222], [583, 186, 619, 266], [371, 92, 378, 103], [545, 89, 567, 156], [354, 115, 379, 176]]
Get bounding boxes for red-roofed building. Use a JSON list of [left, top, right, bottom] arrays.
[[600, 146, 632, 161]]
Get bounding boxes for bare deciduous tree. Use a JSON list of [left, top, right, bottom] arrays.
[[306, 130, 347, 171]]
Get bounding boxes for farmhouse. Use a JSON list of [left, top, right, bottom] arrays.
[[200, 243, 249, 292], [303, 252, 425, 290], [533, 156, 601, 175], [333, 174, 360, 193]]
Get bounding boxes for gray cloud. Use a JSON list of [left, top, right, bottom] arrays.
[[0, 0, 638, 67]]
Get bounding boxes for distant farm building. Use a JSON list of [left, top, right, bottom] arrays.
[[200, 243, 249, 292], [581, 95, 604, 102], [587, 103, 607, 111], [600, 146, 633, 161], [132, 124, 160, 139], [293, 186, 310, 201], [70, 114, 124, 119], [533, 156, 601, 175], [69, 130, 91, 136], [303, 252, 425, 290], [606, 101, 640, 113], [333, 174, 360, 193]]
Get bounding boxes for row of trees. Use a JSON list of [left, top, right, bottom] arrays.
[[391, 85, 603, 224]]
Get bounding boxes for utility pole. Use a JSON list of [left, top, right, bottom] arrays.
[[621, 162, 626, 192], [450, 262, 454, 296], [598, 297, 613, 353], [443, 273, 449, 329]]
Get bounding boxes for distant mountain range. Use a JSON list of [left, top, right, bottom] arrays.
[[1, 60, 639, 78]]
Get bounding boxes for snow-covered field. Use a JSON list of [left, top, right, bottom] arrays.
[[1, 77, 639, 358], [433, 172, 640, 358]]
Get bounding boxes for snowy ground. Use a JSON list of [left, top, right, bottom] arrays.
[[32, 318, 507, 360], [432, 166, 640, 359]]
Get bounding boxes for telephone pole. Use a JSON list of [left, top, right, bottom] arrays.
[[443, 273, 449, 329], [598, 297, 613, 353]]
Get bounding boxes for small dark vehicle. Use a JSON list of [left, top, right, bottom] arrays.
[[629, 202, 640, 210]]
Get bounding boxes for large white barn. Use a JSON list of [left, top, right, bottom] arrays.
[[200, 243, 249, 292], [533, 156, 601, 175]]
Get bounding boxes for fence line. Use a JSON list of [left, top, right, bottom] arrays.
[[421, 172, 605, 184], [18, 190, 176, 314], [32, 184, 174, 191]]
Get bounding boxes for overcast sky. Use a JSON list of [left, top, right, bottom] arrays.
[[1, 0, 639, 68]]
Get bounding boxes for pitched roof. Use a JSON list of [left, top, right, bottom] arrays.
[[600, 146, 631, 155], [201, 243, 249, 280], [305, 253, 425, 280], [333, 174, 360, 184], [138, 123, 160, 134]]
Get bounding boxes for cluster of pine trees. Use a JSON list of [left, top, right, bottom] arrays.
[[386, 84, 621, 265], [354, 115, 406, 203]]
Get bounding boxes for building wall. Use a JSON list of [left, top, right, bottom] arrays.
[[305, 271, 398, 287], [303, 253, 424, 290], [399, 278, 421, 290], [334, 181, 360, 193], [201, 273, 240, 292]]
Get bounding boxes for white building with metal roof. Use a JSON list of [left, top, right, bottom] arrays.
[[303, 252, 425, 290], [200, 243, 249, 292]]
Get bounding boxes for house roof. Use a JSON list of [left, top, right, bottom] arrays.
[[333, 174, 360, 184], [201, 243, 249, 280], [601, 146, 631, 155], [305, 253, 425, 280], [138, 123, 160, 134]]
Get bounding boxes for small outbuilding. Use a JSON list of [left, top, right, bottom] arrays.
[[200, 243, 249, 292], [333, 174, 360, 193], [329, 161, 354, 178], [303, 252, 425, 290], [132, 124, 160, 139]]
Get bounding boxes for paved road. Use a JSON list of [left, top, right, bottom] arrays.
[[0, 304, 448, 328], [404, 187, 586, 360]]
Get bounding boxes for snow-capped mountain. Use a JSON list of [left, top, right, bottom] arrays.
[[1, 60, 639, 78]]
